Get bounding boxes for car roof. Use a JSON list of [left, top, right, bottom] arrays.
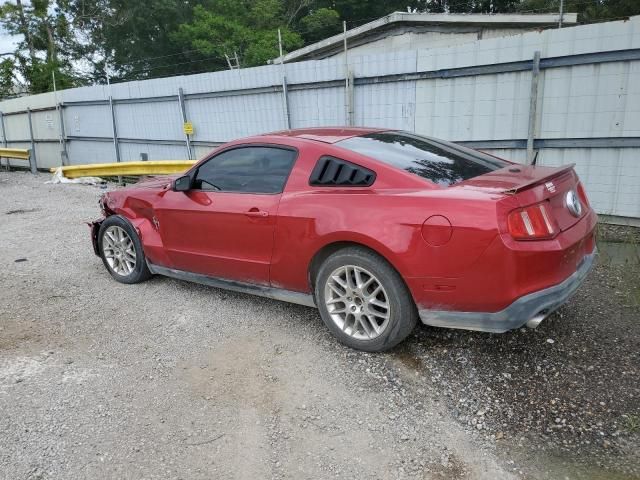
[[264, 127, 391, 144]]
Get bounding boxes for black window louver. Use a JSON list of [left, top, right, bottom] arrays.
[[309, 156, 376, 187]]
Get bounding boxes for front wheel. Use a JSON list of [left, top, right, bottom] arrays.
[[315, 247, 417, 352], [98, 215, 151, 284]]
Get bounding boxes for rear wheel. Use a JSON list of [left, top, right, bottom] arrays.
[[315, 247, 417, 352], [98, 215, 151, 284]]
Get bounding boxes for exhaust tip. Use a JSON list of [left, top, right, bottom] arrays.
[[526, 310, 549, 329], [526, 308, 550, 329], [526, 313, 545, 329]]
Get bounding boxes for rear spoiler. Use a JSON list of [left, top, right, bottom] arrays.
[[502, 164, 575, 194]]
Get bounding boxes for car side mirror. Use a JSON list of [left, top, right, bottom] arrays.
[[173, 175, 192, 192]]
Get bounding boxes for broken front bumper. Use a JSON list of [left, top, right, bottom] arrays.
[[88, 218, 104, 256], [418, 249, 597, 333]]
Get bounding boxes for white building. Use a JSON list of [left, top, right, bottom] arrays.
[[272, 12, 577, 63]]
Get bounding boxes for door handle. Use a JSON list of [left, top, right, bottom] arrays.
[[245, 209, 269, 218]]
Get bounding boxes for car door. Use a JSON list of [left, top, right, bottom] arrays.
[[155, 145, 297, 286]]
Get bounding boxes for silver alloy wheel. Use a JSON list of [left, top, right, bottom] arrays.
[[324, 265, 391, 340], [102, 225, 137, 276]]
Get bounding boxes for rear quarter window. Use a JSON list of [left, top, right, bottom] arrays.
[[336, 131, 509, 186]]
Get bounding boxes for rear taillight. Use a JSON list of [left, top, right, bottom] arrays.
[[508, 202, 558, 240], [576, 182, 590, 208]]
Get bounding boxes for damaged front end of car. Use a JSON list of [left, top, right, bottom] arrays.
[[88, 194, 114, 256]]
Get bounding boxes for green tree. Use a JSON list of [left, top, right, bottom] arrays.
[[69, 0, 205, 82], [309, 0, 424, 27], [0, 58, 16, 98], [299, 7, 341, 43], [0, 0, 79, 94], [173, 1, 303, 68], [516, 0, 640, 22]]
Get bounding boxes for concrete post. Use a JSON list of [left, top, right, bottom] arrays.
[[178, 88, 193, 160], [57, 103, 69, 166], [278, 29, 291, 129], [108, 95, 122, 183], [108, 96, 121, 163], [527, 51, 541, 165], [0, 111, 8, 170], [27, 108, 38, 174], [281, 76, 291, 129], [343, 21, 353, 126], [347, 70, 355, 126]]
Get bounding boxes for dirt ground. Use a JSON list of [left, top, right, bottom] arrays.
[[0, 171, 638, 480]]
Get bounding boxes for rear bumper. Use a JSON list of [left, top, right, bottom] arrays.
[[419, 249, 596, 333]]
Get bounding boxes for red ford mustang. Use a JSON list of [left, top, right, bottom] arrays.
[[90, 128, 597, 352]]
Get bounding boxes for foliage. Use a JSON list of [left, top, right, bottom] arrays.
[[0, 58, 16, 98], [172, 1, 303, 68], [67, 0, 203, 81], [623, 414, 640, 433], [0, 0, 79, 94], [298, 7, 341, 43], [517, 0, 640, 22]]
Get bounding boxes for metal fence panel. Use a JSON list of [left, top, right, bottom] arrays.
[[32, 142, 62, 169], [30, 109, 59, 142], [118, 142, 188, 162], [63, 104, 113, 138], [67, 140, 117, 165], [415, 72, 531, 141], [115, 101, 184, 142], [288, 87, 346, 127], [187, 92, 284, 142], [3, 113, 29, 142], [193, 144, 219, 159], [354, 81, 416, 130], [540, 62, 640, 138]]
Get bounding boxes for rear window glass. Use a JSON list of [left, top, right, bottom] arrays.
[[336, 131, 509, 186]]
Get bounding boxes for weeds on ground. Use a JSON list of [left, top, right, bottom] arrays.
[[622, 414, 640, 434]]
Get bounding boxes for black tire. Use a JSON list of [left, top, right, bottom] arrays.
[[315, 246, 417, 352], [98, 215, 152, 284]]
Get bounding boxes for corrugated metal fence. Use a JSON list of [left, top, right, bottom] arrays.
[[1, 16, 639, 223]]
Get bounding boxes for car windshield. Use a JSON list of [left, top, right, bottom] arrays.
[[336, 131, 509, 186]]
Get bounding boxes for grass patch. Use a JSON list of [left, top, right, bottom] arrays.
[[622, 414, 640, 434]]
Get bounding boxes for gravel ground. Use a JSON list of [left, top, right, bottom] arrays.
[[0, 171, 638, 480]]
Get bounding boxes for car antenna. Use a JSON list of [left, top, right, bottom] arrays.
[[531, 150, 539, 166]]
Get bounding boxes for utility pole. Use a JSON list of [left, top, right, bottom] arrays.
[[559, 0, 564, 28], [277, 29, 291, 129], [52, 71, 68, 165], [105, 63, 122, 182], [278, 28, 284, 63], [343, 21, 354, 126]]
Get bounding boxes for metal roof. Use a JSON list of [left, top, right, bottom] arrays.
[[271, 11, 578, 63]]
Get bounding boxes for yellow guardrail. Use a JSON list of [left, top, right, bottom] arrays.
[[0, 148, 30, 160], [49, 160, 197, 179]]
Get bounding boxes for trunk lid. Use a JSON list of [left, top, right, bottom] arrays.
[[459, 164, 585, 232]]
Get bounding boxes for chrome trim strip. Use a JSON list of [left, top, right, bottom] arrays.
[[147, 262, 317, 308], [419, 249, 597, 333]]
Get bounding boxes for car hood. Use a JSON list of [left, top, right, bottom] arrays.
[[131, 175, 179, 190]]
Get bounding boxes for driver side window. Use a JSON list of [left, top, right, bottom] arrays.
[[194, 146, 297, 194]]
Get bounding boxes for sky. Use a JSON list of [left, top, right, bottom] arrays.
[[0, 0, 22, 55], [0, 26, 20, 55]]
